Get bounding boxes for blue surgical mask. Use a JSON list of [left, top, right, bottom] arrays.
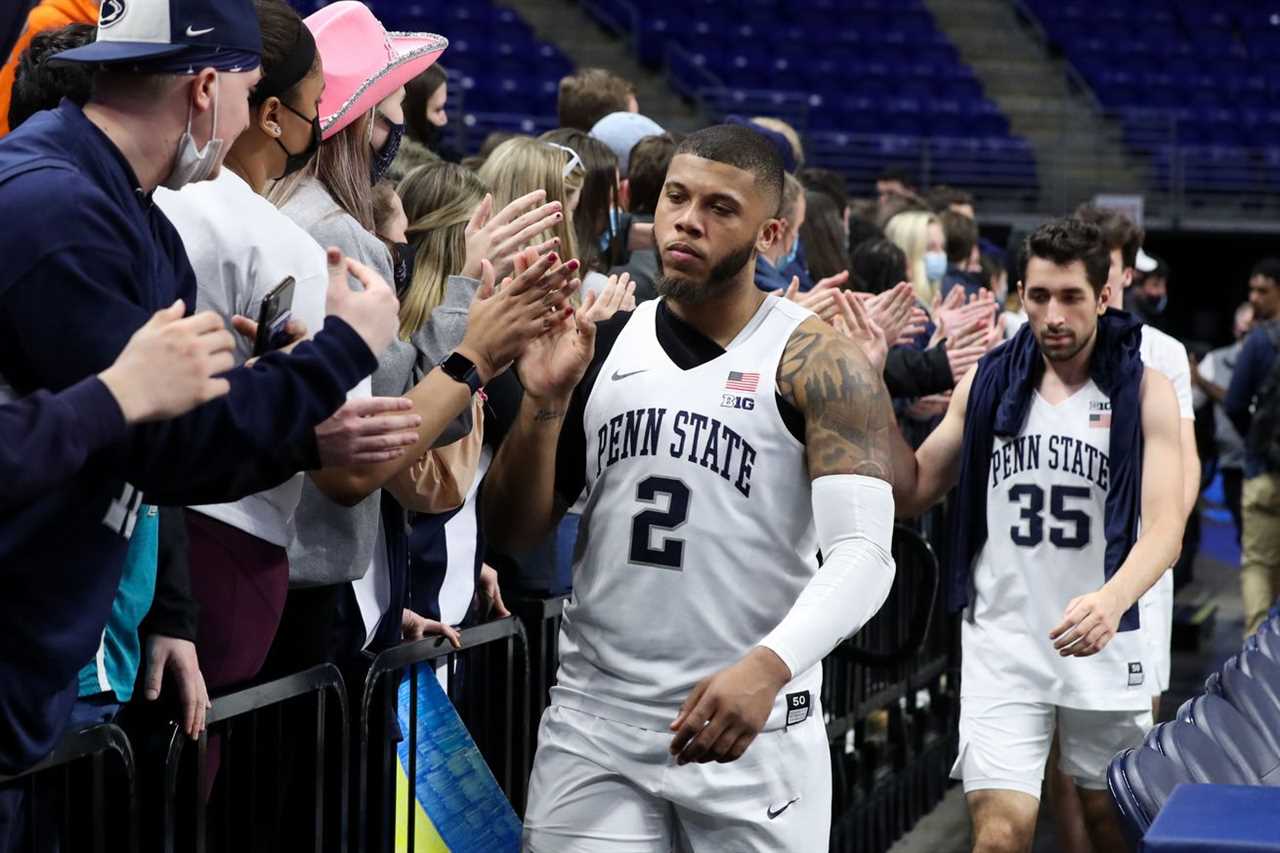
[[924, 250, 947, 282], [779, 236, 801, 270]]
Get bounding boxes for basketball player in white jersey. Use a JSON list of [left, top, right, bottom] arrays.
[[483, 124, 900, 851], [891, 218, 1186, 853], [1075, 203, 1200, 708]]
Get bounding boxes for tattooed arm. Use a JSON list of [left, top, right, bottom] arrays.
[[776, 317, 900, 482], [776, 316, 968, 515]]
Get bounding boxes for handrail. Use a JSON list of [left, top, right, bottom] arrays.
[[0, 722, 134, 782]]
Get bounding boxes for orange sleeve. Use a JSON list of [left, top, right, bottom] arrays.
[[0, 2, 99, 137]]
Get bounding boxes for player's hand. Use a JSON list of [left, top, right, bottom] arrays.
[[401, 608, 462, 648], [99, 301, 236, 423], [142, 634, 211, 740], [1049, 587, 1126, 657], [515, 251, 598, 403], [459, 251, 581, 383], [323, 247, 401, 359], [314, 396, 422, 467], [943, 341, 986, 384], [668, 647, 791, 765], [462, 190, 563, 283]]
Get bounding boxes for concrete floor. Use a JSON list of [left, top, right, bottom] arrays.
[[887, 513, 1245, 853]]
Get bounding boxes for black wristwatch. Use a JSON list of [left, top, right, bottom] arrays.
[[440, 350, 483, 394]]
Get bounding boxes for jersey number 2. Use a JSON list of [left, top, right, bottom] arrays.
[[1008, 484, 1091, 549], [629, 476, 690, 570]]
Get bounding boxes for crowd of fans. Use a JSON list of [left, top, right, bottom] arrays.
[[2, 0, 1280, 849]]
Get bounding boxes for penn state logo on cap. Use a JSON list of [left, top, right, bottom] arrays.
[[51, 0, 263, 66], [99, 0, 127, 29]]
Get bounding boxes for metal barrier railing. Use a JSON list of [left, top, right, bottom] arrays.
[[7, 524, 957, 853], [159, 663, 349, 853], [0, 723, 137, 853], [357, 616, 527, 853]]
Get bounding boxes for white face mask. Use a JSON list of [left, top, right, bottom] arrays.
[[163, 74, 223, 191]]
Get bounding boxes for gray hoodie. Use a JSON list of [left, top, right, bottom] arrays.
[[279, 178, 477, 585]]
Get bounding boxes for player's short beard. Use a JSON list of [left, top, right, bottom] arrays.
[[655, 238, 756, 305], [1036, 323, 1094, 362]]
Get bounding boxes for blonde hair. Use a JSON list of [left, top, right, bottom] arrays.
[[396, 162, 488, 339], [477, 136, 582, 265], [751, 116, 804, 169], [270, 110, 376, 232], [884, 210, 940, 308]]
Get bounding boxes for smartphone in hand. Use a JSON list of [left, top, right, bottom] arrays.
[[253, 276, 297, 357]]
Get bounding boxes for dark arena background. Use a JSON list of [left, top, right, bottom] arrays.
[[2, 0, 1278, 851]]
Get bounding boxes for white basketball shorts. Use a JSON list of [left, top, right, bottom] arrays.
[[523, 703, 831, 853], [950, 695, 1153, 798]]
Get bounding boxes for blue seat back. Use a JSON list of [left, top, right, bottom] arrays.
[[1181, 693, 1280, 785], [1221, 661, 1280, 757], [1107, 746, 1190, 842], [1150, 720, 1254, 784]]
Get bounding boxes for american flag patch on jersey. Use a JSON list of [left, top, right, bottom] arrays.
[[1089, 413, 1111, 428], [725, 371, 760, 392]]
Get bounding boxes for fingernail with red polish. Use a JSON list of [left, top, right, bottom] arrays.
[[547, 253, 558, 263], [567, 259, 580, 270]]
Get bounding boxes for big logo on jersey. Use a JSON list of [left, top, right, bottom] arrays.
[[594, 406, 758, 498]]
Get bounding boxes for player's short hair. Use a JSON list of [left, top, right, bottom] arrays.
[[673, 124, 785, 215], [1022, 217, 1112, 296], [557, 67, 635, 131], [1073, 203, 1144, 271], [940, 208, 977, 265], [9, 23, 96, 130], [627, 132, 680, 216], [876, 167, 912, 188], [1251, 257, 1280, 285]]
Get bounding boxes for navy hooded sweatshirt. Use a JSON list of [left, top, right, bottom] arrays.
[[0, 101, 377, 773]]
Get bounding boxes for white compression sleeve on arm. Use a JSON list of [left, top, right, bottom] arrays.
[[757, 474, 896, 680]]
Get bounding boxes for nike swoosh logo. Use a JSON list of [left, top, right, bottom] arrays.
[[611, 369, 648, 381], [186, 25, 215, 36], [767, 796, 800, 820]]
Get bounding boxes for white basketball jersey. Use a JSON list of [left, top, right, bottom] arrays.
[[961, 380, 1153, 711], [552, 296, 822, 732]]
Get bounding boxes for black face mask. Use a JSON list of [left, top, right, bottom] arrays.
[[419, 119, 444, 151], [276, 101, 321, 179], [392, 241, 415, 297], [371, 119, 405, 185]]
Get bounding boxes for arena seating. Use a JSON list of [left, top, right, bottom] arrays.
[[584, 0, 1037, 202], [1026, 0, 1280, 198], [1108, 608, 1280, 839], [291, 0, 571, 149]]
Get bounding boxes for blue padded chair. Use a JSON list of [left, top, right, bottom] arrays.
[[1238, 647, 1280, 704], [1107, 747, 1192, 843], [1178, 693, 1280, 785], [1145, 720, 1254, 784], [1217, 659, 1280, 757]]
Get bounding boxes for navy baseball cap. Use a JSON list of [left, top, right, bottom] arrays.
[[53, 0, 262, 67]]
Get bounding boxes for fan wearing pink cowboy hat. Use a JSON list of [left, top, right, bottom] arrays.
[[267, 1, 585, 675]]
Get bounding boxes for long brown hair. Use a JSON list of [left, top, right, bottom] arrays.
[[396, 162, 487, 339], [270, 110, 376, 231]]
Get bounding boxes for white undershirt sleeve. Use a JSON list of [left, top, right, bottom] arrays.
[[757, 474, 897, 680]]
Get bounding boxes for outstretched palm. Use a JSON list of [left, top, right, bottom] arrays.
[[518, 294, 598, 401]]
